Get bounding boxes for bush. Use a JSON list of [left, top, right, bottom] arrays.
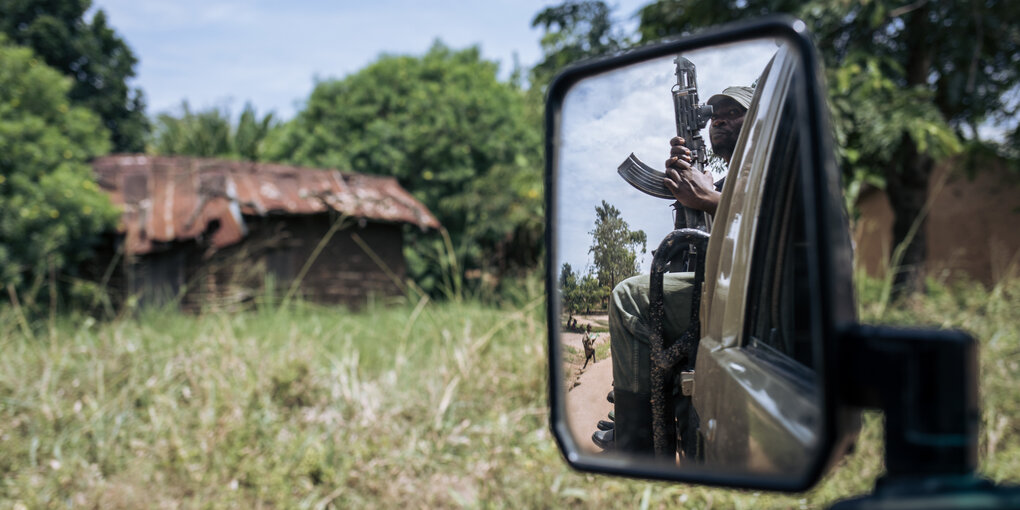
[[0, 38, 118, 309]]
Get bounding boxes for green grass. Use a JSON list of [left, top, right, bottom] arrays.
[[593, 335, 611, 361], [1, 276, 1017, 508]]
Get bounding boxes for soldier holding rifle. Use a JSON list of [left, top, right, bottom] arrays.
[[592, 79, 753, 455]]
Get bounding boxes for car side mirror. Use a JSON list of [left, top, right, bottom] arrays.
[[544, 16, 1020, 508], [544, 17, 860, 490]]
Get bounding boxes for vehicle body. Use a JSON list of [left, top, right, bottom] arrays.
[[693, 41, 826, 473]]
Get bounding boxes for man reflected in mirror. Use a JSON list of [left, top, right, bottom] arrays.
[[582, 324, 598, 369], [592, 86, 754, 457], [664, 88, 750, 214]]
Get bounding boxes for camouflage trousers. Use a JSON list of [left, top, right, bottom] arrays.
[[609, 272, 695, 394]]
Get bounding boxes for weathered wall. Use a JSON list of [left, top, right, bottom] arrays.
[[854, 157, 1020, 286], [126, 214, 406, 310], [268, 214, 406, 305]]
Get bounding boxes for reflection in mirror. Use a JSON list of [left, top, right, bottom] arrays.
[[553, 38, 820, 478]]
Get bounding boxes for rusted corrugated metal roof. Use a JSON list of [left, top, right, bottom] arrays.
[[93, 155, 441, 255]]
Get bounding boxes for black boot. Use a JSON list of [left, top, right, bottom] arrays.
[[591, 429, 614, 450], [612, 388, 654, 455]]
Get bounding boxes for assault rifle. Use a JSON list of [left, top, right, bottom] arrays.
[[617, 55, 714, 270], [616, 55, 715, 459]]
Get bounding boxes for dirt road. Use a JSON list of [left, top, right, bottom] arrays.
[[561, 315, 614, 454]]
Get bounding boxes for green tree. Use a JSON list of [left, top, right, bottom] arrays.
[[635, 0, 1020, 296], [234, 103, 277, 161], [560, 262, 580, 314], [151, 101, 276, 161], [577, 272, 605, 313], [267, 41, 543, 292], [0, 39, 119, 304], [443, 159, 543, 277], [589, 200, 646, 292], [560, 263, 608, 315], [530, 0, 631, 91], [0, 0, 149, 152], [151, 101, 231, 158]]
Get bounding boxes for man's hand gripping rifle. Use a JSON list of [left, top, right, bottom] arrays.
[[618, 56, 714, 248], [617, 56, 714, 458]]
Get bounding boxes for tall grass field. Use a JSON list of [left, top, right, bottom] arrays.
[[2, 276, 1018, 508]]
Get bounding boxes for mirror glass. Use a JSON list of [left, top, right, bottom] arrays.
[[551, 37, 823, 480]]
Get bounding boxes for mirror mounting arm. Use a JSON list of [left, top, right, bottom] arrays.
[[838, 324, 978, 477], [831, 325, 1020, 508]]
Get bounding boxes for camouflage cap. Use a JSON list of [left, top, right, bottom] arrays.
[[707, 86, 755, 110]]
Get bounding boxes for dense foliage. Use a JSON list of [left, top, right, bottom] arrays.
[[588, 200, 646, 292], [151, 102, 276, 161], [0, 0, 149, 152], [0, 39, 119, 305], [559, 262, 604, 314], [634, 0, 1020, 294], [267, 42, 543, 296], [4, 0, 1014, 307], [529, 0, 631, 91]]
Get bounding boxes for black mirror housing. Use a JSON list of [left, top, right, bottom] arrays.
[[544, 16, 859, 491], [544, 15, 1018, 509]]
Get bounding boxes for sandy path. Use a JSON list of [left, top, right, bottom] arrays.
[[561, 314, 614, 453], [565, 351, 614, 453]]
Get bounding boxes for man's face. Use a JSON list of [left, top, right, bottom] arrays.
[[708, 97, 747, 161]]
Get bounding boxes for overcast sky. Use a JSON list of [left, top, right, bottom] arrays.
[[91, 0, 650, 119]]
